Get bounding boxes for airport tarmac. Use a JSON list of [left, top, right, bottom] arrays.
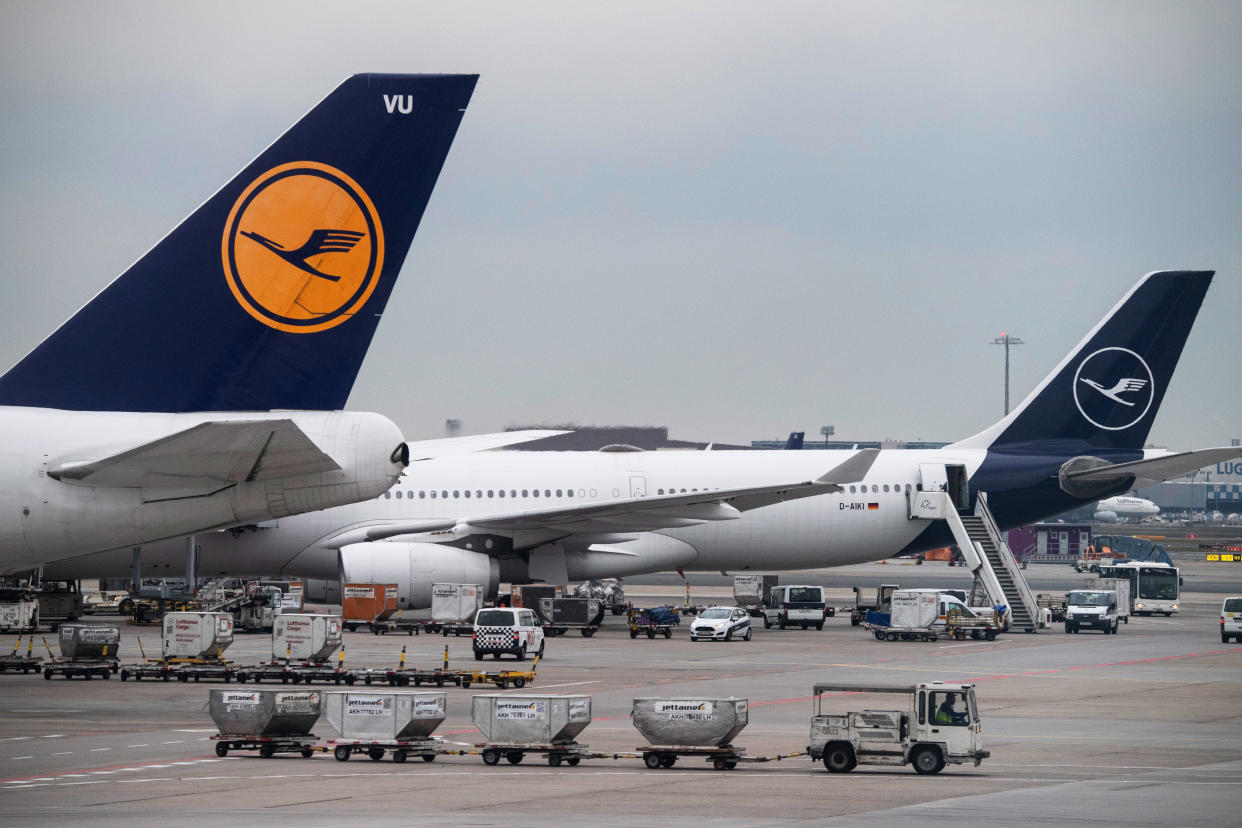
[[1, 560, 1240, 826]]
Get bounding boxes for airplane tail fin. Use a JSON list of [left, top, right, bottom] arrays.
[[0, 73, 477, 412], [953, 270, 1213, 452], [783, 431, 805, 450]]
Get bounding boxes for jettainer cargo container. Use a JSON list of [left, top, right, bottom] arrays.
[[431, 584, 484, 625], [209, 687, 324, 758], [162, 612, 233, 659], [472, 694, 592, 767], [58, 624, 120, 659], [632, 698, 749, 747], [272, 614, 342, 661], [326, 691, 447, 741]]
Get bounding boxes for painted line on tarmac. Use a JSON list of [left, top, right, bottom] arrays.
[[0, 755, 226, 785]]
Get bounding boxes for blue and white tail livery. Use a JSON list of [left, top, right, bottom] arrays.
[[0, 73, 478, 413]]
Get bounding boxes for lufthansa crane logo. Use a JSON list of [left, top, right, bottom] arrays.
[[222, 161, 384, 333], [1072, 347, 1155, 431]]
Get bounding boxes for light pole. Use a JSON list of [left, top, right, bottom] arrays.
[[820, 425, 834, 450], [991, 333, 1024, 415]]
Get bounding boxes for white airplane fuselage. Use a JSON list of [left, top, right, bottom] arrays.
[[48, 446, 1011, 580], [0, 407, 403, 574]]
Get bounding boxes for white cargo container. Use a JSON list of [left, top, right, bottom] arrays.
[[58, 624, 121, 659], [431, 584, 484, 624], [272, 614, 341, 661], [325, 691, 447, 741], [162, 611, 233, 659], [472, 694, 592, 745], [632, 698, 749, 747], [889, 590, 940, 629]]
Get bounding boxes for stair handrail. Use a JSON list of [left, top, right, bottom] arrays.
[[937, 494, 1009, 614], [974, 492, 1041, 626]]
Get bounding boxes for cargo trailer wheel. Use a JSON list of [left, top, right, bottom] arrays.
[[713, 758, 729, 771], [120, 670, 129, 681], [659, 755, 676, 768], [823, 743, 856, 773], [506, 751, 523, 765], [985, 630, 997, 641], [482, 749, 501, 765], [885, 632, 898, 642], [629, 630, 638, 639], [334, 746, 351, 761], [567, 756, 580, 766], [345, 675, 356, 686], [850, 617, 860, 627], [548, 754, 562, 767], [300, 747, 314, 758], [644, 753, 662, 769], [911, 745, 944, 775], [162, 672, 170, 682], [368, 748, 385, 761], [215, 742, 230, 757], [647, 630, 656, 639], [663, 629, 672, 639], [43, 668, 51, 680], [259, 744, 276, 759], [816, 622, 824, 631], [513, 678, 526, 688], [874, 631, 885, 641], [393, 750, 408, 763], [422, 754, 435, 762], [581, 629, 594, 637]]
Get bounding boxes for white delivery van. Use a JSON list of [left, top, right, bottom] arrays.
[[1221, 597, 1242, 643], [1064, 589, 1119, 634], [764, 585, 831, 630]]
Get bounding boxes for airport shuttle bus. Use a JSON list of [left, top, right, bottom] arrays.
[[1098, 562, 1180, 616]]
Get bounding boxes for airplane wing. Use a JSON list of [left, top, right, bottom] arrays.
[[47, 419, 338, 498], [322, 449, 879, 547], [404, 430, 568, 461], [1063, 446, 1242, 489]]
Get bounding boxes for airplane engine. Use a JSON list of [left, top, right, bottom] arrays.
[[1093, 510, 1119, 524], [338, 542, 499, 610]]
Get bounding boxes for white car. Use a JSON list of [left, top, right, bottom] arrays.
[[1221, 597, 1242, 643], [690, 606, 752, 642], [473, 606, 545, 661]]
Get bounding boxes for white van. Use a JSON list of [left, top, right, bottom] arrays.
[[764, 585, 831, 630], [1221, 597, 1242, 643], [472, 606, 545, 661]]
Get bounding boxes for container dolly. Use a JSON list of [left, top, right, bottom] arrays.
[[211, 733, 323, 759], [329, 737, 451, 763], [457, 651, 540, 689], [477, 741, 589, 767], [627, 607, 678, 639], [38, 637, 118, 680], [635, 744, 805, 771], [0, 635, 43, 674]]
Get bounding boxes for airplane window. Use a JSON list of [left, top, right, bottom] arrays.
[[522, 489, 529, 497], [475, 490, 482, 498], [544, 489, 551, 497], [441, 490, 448, 499], [872, 485, 878, 493], [464, 490, 471, 498], [419, 491, 426, 499], [453, 490, 460, 498], [883, 484, 889, 493], [567, 489, 573, 497], [510, 490, 516, 497], [905, 484, 912, 493], [533, 489, 540, 498], [430, 491, 437, 499], [499, 490, 505, 498], [384, 492, 391, 499], [398, 490, 406, 499], [658, 489, 664, 495], [680, 488, 686, 493], [556, 489, 563, 497], [487, 490, 494, 498], [848, 486, 854, 494]]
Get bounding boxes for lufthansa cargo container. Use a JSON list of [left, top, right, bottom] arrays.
[[162, 612, 233, 659], [272, 614, 342, 661]]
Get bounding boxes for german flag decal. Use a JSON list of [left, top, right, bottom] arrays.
[[868, 503, 879, 511]]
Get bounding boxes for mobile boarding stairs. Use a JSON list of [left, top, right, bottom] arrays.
[[908, 482, 1044, 633]]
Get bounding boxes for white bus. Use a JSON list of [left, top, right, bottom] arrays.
[[1098, 562, 1180, 616]]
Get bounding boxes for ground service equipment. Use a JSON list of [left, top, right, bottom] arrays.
[[473, 694, 592, 766], [326, 690, 447, 762], [341, 583, 398, 632], [209, 688, 323, 758], [632, 697, 752, 770], [808, 682, 989, 774]]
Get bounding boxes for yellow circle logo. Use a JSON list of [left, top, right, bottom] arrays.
[[222, 161, 385, 333]]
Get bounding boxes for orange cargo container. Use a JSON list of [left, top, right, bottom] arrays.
[[342, 583, 398, 628]]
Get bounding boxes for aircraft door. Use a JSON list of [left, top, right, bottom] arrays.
[[629, 476, 647, 498], [945, 464, 970, 510]]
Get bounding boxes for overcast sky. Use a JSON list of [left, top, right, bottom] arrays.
[[2, 1, 1239, 448]]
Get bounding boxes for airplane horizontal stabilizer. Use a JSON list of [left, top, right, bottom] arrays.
[[1063, 446, 1242, 490], [47, 419, 339, 497]]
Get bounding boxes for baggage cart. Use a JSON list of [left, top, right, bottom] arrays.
[[208, 688, 323, 758], [628, 606, 679, 639], [632, 697, 754, 771], [325, 689, 450, 761], [539, 597, 605, 637], [39, 635, 118, 680], [58, 623, 121, 660], [473, 693, 592, 767]]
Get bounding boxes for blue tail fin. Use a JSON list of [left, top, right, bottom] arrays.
[[0, 73, 477, 412], [783, 432, 805, 450], [956, 270, 1213, 452]]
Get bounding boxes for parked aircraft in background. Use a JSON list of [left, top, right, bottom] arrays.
[[1094, 494, 1160, 523], [49, 271, 1241, 609], [0, 74, 479, 575]]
